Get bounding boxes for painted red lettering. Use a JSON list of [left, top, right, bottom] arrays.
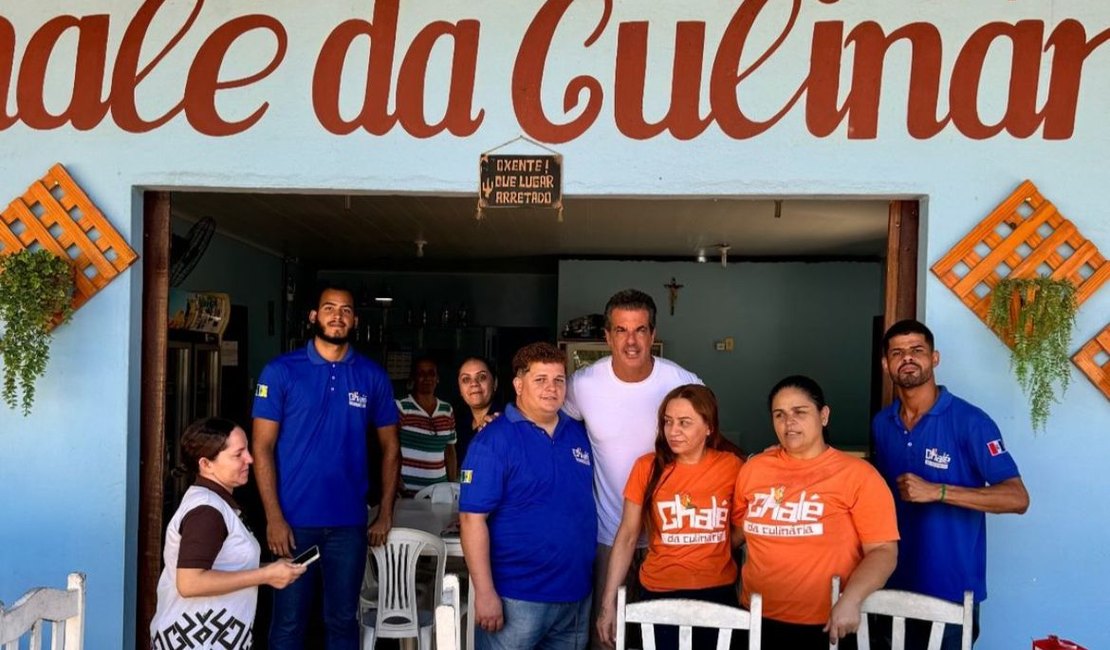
[[184, 15, 286, 136], [0, 1, 1103, 143], [806, 21, 948, 139], [313, 0, 400, 135], [950, 21, 1047, 139], [1040, 20, 1110, 140], [109, 0, 204, 133], [16, 14, 110, 130], [513, 0, 607, 144], [396, 19, 483, 137], [613, 20, 711, 140], [313, 0, 482, 138], [0, 18, 18, 129], [710, 0, 806, 139]]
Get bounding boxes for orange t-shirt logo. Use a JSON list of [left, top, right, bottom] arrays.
[[743, 489, 825, 537], [656, 495, 729, 545]]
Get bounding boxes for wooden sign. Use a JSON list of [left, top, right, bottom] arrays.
[[479, 154, 562, 210]]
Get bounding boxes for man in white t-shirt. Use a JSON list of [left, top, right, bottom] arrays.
[[563, 289, 702, 649]]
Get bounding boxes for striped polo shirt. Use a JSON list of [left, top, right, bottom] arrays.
[[396, 395, 457, 495]]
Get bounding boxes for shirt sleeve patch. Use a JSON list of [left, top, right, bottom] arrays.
[[986, 438, 1007, 456], [460, 469, 473, 484], [255, 383, 268, 398]]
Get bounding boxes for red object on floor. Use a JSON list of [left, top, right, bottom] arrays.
[[1033, 635, 1088, 650]]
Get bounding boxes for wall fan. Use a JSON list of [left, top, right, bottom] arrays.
[[169, 217, 215, 287]]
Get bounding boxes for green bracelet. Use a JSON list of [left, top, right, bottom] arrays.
[[939, 484, 947, 502]]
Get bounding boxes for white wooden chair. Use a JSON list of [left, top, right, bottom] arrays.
[[830, 576, 974, 650], [616, 585, 762, 650], [361, 528, 446, 650], [0, 572, 85, 650], [413, 482, 460, 504], [435, 573, 462, 650]]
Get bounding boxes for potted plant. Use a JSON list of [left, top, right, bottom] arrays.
[[986, 276, 1078, 432], [0, 249, 75, 415]]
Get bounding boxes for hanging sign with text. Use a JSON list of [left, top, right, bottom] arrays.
[[479, 154, 562, 210]]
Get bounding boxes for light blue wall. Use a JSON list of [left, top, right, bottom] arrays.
[[0, 3, 1108, 648], [171, 221, 284, 380], [0, 174, 138, 648], [558, 260, 884, 451]]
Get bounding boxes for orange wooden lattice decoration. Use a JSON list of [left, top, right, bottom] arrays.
[[0, 163, 138, 313], [931, 180, 1110, 338], [1072, 324, 1110, 401]]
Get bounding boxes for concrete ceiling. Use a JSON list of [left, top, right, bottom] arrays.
[[171, 192, 890, 270]]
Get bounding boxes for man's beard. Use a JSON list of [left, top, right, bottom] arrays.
[[312, 320, 351, 345], [892, 363, 932, 389]]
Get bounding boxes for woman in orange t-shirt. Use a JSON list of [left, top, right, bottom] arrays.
[[596, 384, 745, 649], [732, 375, 899, 649]]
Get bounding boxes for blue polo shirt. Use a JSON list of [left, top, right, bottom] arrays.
[[252, 342, 397, 527], [872, 386, 1020, 603], [459, 404, 597, 603]]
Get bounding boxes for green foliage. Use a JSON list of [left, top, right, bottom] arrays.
[[0, 249, 75, 415], [986, 277, 1077, 432]]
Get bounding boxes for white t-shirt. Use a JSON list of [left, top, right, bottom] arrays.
[[563, 355, 702, 545]]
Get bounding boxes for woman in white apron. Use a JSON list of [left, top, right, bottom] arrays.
[[151, 417, 306, 650]]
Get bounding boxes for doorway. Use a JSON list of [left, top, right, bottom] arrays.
[[136, 190, 918, 643]]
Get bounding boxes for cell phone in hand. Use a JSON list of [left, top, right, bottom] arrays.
[[291, 545, 320, 567]]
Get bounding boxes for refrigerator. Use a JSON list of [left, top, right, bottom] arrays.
[[163, 335, 221, 525]]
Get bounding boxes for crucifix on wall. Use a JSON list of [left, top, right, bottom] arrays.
[[663, 277, 684, 315]]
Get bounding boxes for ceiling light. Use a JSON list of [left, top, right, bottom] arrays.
[[374, 286, 393, 305], [696, 248, 707, 263]]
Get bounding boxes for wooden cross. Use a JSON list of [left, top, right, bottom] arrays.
[[663, 277, 684, 315]]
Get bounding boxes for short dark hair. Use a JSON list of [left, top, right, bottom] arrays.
[[882, 319, 935, 353], [180, 417, 239, 474], [512, 342, 566, 377], [314, 283, 354, 309], [604, 289, 657, 331]]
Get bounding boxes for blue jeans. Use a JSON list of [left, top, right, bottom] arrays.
[[269, 526, 366, 650], [476, 595, 591, 650]]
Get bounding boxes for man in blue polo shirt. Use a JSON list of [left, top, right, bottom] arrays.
[[460, 342, 596, 650], [873, 319, 1029, 650], [252, 285, 399, 650]]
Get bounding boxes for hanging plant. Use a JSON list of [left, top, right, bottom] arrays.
[[0, 249, 75, 416], [986, 277, 1078, 432]]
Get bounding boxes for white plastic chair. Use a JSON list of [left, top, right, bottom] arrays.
[[830, 576, 974, 650], [436, 573, 462, 650], [616, 585, 762, 650], [413, 482, 460, 504], [0, 572, 85, 650], [361, 528, 447, 650]]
